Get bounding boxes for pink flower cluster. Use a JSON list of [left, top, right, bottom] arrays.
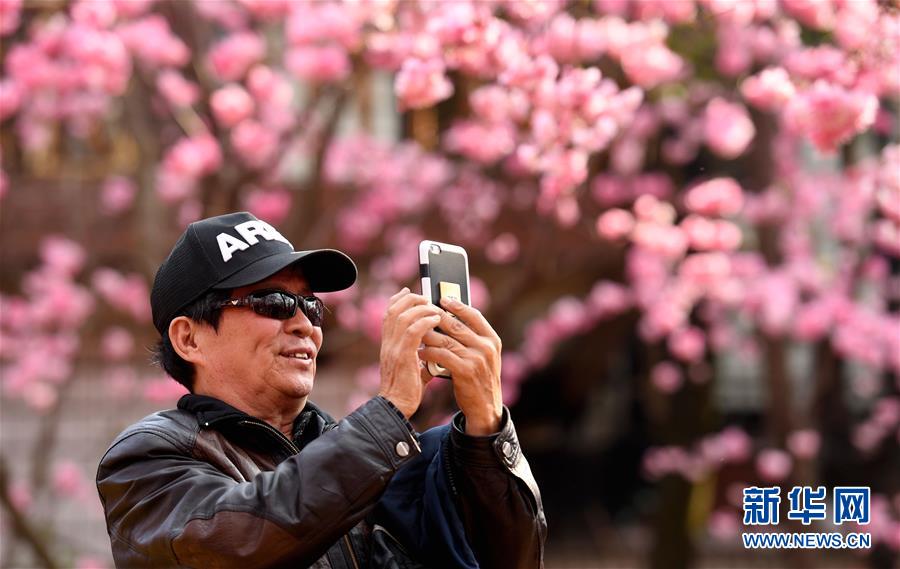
[[703, 98, 755, 159], [157, 134, 222, 202], [91, 268, 151, 323], [784, 80, 878, 154], [4, 9, 135, 145], [643, 426, 753, 482], [325, 136, 452, 252], [207, 32, 265, 82], [118, 15, 188, 69], [503, 281, 633, 396], [0, 237, 94, 412], [284, 3, 360, 83]]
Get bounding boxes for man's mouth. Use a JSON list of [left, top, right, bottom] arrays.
[[281, 349, 313, 360]]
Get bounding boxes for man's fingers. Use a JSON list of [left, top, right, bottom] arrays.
[[399, 314, 441, 348], [422, 328, 469, 356], [389, 287, 410, 303], [439, 298, 501, 348], [387, 291, 431, 316], [418, 346, 467, 375]]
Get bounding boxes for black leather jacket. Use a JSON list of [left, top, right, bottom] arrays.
[[96, 394, 546, 568]]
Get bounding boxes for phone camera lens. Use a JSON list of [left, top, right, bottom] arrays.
[[430, 244, 441, 254]]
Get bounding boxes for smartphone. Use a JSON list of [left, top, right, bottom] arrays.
[[419, 240, 471, 378]]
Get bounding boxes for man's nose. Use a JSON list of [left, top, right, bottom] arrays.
[[284, 306, 316, 335]]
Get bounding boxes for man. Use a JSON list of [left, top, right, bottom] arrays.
[[96, 212, 546, 568]]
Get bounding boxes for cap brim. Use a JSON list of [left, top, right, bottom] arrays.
[[213, 249, 357, 292]]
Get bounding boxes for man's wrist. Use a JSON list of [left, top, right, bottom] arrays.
[[376, 391, 416, 420], [463, 407, 502, 436]]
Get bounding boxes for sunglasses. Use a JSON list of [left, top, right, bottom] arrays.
[[218, 289, 326, 326]]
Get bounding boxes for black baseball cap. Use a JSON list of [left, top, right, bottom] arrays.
[[151, 212, 357, 335]]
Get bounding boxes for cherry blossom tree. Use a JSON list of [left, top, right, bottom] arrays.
[[1, 1, 898, 567]]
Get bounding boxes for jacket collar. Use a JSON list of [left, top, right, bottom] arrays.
[[177, 394, 336, 449]]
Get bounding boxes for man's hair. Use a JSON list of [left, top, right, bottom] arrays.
[[152, 289, 232, 391]]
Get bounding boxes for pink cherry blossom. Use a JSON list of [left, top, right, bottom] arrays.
[[784, 81, 878, 154], [717, 427, 753, 462], [100, 327, 134, 361], [111, 0, 155, 19], [587, 281, 632, 318], [781, 0, 836, 31], [0, 79, 21, 120], [239, 0, 291, 22], [0, 0, 22, 36], [162, 134, 222, 180], [704, 98, 755, 159], [596, 209, 635, 241], [786, 429, 821, 459], [243, 187, 292, 225], [100, 176, 137, 215], [485, 233, 520, 264], [834, 0, 879, 50], [668, 327, 705, 363], [651, 361, 683, 393], [91, 268, 151, 323], [143, 377, 189, 403], [756, 448, 793, 482], [632, 173, 674, 201], [211, 84, 255, 129], [287, 2, 360, 49], [359, 294, 391, 342], [177, 200, 202, 229], [40, 236, 86, 277], [8, 479, 32, 512], [742, 67, 796, 112], [193, 0, 247, 29], [684, 178, 744, 217], [445, 121, 516, 164], [715, 24, 754, 77], [118, 15, 189, 69], [708, 510, 740, 540], [75, 557, 108, 569], [469, 276, 491, 311], [285, 45, 352, 84], [52, 460, 87, 499], [681, 216, 743, 252], [207, 32, 266, 82], [591, 175, 631, 207], [22, 382, 58, 412], [634, 195, 676, 224], [619, 42, 683, 89], [156, 71, 199, 108], [231, 120, 279, 169], [872, 219, 900, 258], [71, 0, 117, 28], [394, 58, 454, 110]]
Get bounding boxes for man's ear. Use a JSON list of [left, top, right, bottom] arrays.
[[168, 316, 204, 364]]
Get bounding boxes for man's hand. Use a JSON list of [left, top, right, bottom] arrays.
[[378, 288, 442, 418], [419, 298, 503, 435]]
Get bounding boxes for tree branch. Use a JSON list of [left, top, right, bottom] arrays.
[[0, 455, 59, 569]]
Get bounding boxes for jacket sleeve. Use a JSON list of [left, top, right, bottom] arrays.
[[96, 397, 420, 569], [448, 407, 547, 569]]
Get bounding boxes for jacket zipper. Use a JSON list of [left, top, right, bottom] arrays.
[[237, 419, 300, 455], [238, 418, 362, 569], [343, 534, 360, 569], [442, 436, 459, 496]]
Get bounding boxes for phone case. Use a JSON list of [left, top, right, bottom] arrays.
[[419, 240, 470, 378]]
